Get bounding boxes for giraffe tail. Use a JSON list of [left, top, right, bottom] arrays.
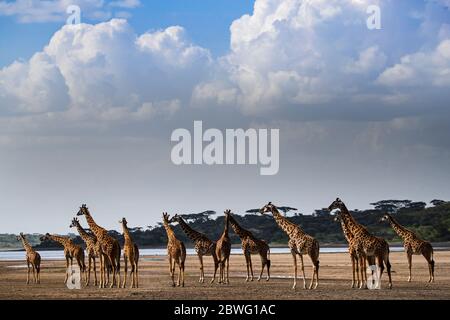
[[267, 247, 271, 268]]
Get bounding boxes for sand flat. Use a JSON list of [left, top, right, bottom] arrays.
[[0, 251, 449, 300]]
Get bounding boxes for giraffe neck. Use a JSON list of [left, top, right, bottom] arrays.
[[339, 218, 354, 242], [339, 204, 363, 235], [47, 234, 71, 247], [222, 215, 229, 237], [177, 217, 204, 242], [121, 223, 133, 243], [163, 221, 176, 242], [84, 211, 106, 238], [228, 215, 253, 239], [387, 215, 411, 240], [20, 237, 34, 254], [75, 222, 94, 243], [270, 207, 303, 237]]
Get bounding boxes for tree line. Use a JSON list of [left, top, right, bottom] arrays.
[[1, 199, 449, 250]]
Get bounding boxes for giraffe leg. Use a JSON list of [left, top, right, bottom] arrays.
[[360, 256, 368, 289], [176, 259, 181, 287], [407, 252, 412, 282], [198, 254, 204, 283], [181, 259, 185, 287], [130, 259, 135, 289], [226, 257, 230, 284], [383, 254, 392, 289], [172, 257, 177, 287], [64, 257, 70, 284], [122, 255, 128, 289], [244, 253, 250, 282], [93, 256, 97, 286], [291, 251, 297, 290], [258, 254, 266, 281], [350, 253, 356, 288], [36, 264, 40, 284], [422, 249, 435, 283], [32, 265, 37, 283], [86, 256, 92, 286], [210, 255, 219, 284], [135, 261, 139, 288], [26, 260, 30, 285], [249, 254, 254, 281], [299, 254, 307, 289]]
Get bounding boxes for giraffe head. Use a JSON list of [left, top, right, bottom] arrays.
[[16, 232, 25, 241], [69, 217, 80, 229], [259, 202, 276, 214], [162, 212, 171, 224], [119, 217, 128, 227], [379, 212, 392, 223], [39, 233, 51, 241], [76, 204, 89, 216], [169, 213, 182, 223], [328, 198, 345, 212], [224, 209, 232, 217]]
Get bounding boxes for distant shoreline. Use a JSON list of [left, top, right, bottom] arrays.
[[3, 241, 450, 252]]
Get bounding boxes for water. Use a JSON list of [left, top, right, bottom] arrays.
[[0, 246, 411, 261]]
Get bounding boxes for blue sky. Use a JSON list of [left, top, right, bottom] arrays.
[[0, 0, 253, 67], [0, 0, 450, 233]]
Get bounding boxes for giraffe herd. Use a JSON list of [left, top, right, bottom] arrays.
[[16, 199, 436, 290]]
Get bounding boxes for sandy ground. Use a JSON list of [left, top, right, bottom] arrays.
[[0, 250, 449, 300]]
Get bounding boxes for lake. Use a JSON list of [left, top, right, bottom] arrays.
[[0, 246, 413, 261]]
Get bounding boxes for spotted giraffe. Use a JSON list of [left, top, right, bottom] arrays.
[[17, 233, 41, 284], [216, 210, 232, 284], [260, 202, 319, 289], [328, 198, 392, 289], [162, 212, 186, 287], [119, 217, 139, 288], [70, 217, 99, 286], [40, 233, 86, 284], [77, 204, 121, 288], [170, 214, 219, 283], [334, 213, 368, 288], [380, 213, 434, 282], [226, 211, 271, 282]]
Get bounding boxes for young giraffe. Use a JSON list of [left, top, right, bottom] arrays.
[[170, 214, 219, 283], [260, 202, 320, 289], [380, 213, 435, 282], [328, 198, 392, 289], [40, 233, 86, 284], [77, 204, 121, 288], [119, 217, 139, 288], [334, 213, 367, 288], [216, 210, 232, 284], [17, 233, 41, 284], [70, 217, 98, 286], [162, 212, 186, 287], [225, 211, 271, 282]]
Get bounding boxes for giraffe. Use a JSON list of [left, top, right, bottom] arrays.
[[119, 217, 139, 288], [170, 214, 219, 283], [70, 217, 98, 286], [77, 204, 121, 288], [333, 213, 367, 288], [40, 233, 86, 284], [216, 210, 232, 284], [260, 202, 319, 289], [162, 212, 186, 287], [225, 211, 271, 282], [16, 233, 41, 284], [380, 213, 435, 282], [328, 198, 392, 289]]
